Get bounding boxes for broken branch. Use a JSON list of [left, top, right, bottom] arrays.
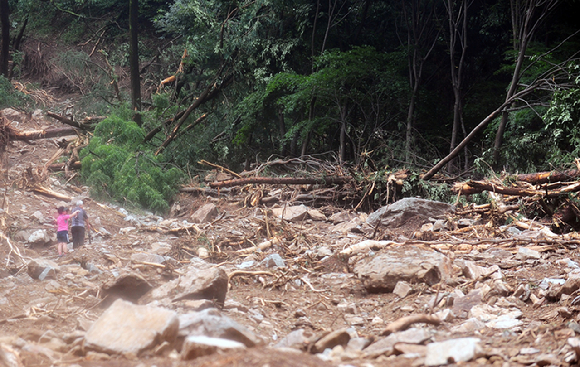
[[381, 314, 442, 336]]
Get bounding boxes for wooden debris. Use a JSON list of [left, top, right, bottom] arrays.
[[1, 230, 26, 266], [381, 314, 442, 336], [228, 270, 275, 281], [339, 240, 400, 257], [199, 159, 242, 178], [209, 176, 351, 189], [8, 126, 78, 141], [236, 237, 281, 254], [31, 185, 72, 200]]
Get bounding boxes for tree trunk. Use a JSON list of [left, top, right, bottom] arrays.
[[398, 0, 441, 165], [445, 0, 468, 174], [492, 0, 558, 164], [129, 0, 142, 126], [339, 104, 347, 163], [8, 127, 78, 140], [12, 16, 27, 51], [0, 0, 10, 77], [423, 85, 537, 180]]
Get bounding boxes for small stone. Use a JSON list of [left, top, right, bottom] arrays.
[[190, 203, 218, 223], [181, 336, 245, 360], [261, 254, 286, 268], [312, 329, 350, 353], [393, 281, 412, 299]]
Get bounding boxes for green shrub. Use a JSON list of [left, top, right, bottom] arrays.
[[80, 115, 183, 213], [0, 76, 31, 109]]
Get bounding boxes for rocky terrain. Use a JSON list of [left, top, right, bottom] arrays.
[[2, 107, 580, 367]]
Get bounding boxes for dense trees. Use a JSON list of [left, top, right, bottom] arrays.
[[2, 0, 580, 186]]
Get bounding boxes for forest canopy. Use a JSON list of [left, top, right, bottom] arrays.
[[1, 0, 580, 211]]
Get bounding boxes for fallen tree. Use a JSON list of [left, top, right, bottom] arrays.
[[8, 126, 78, 140], [208, 176, 352, 188]]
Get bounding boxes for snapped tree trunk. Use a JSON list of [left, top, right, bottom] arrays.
[[129, 0, 142, 126], [445, 0, 469, 174]]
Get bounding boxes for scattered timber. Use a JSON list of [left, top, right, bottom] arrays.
[[8, 127, 78, 140], [208, 176, 352, 188]]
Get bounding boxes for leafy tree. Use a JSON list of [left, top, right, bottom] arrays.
[[80, 114, 183, 213], [235, 47, 407, 165]]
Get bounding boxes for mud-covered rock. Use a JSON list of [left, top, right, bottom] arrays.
[[367, 198, 455, 229], [83, 299, 178, 355], [353, 245, 453, 292]]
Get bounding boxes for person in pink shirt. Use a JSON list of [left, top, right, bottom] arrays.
[[56, 206, 79, 256]]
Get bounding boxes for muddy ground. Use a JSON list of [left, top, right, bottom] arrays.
[[1, 106, 580, 367]]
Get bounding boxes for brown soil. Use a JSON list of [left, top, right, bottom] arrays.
[[1, 103, 579, 367]]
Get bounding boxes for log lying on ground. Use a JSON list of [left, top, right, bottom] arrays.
[[8, 127, 79, 140], [515, 169, 580, 184], [209, 176, 352, 188], [454, 179, 580, 197]]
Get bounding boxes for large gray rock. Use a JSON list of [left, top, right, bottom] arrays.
[[353, 246, 452, 293], [178, 308, 262, 347], [273, 329, 311, 349], [27, 259, 59, 280], [101, 271, 154, 304], [83, 299, 179, 355], [28, 230, 52, 245], [145, 265, 228, 306], [130, 252, 168, 265], [367, 198, 455, 229]]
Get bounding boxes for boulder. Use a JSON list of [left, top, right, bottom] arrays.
[[272, 205, 309, 222], [101, 271, 154, 305], [367, 198, 455, 229], [179, 308, 262, 347], [145, 265, 228, 306], [27, 259, 59, 280], [353, 246, 453, 293], [28, 230, 52, 245], [83, 299, 179, 355]]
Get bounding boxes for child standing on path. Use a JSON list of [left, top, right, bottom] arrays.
[[56, 206, 78, 256]]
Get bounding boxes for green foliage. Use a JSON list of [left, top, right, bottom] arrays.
[[0, 77, 31, 109], [401, 171, 454, 203], [233, 47, 407, 162], [80, 115, 183, 213]]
